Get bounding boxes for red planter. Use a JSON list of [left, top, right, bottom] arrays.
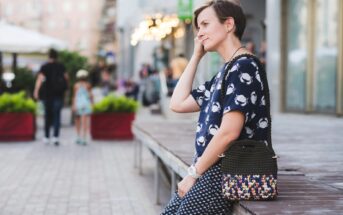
[[0, 113, 36, 141], [91, 112, 135, 140]]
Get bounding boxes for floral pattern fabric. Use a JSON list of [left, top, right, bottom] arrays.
[[222, 174, 278, 201]]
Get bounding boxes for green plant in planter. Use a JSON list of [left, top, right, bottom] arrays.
[[93, 95, 139, 113], [13, 67, 35, 97], [0, 91, 37, 114]]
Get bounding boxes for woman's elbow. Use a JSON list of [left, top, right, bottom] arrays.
[[219, 130, 241, 145], [169, 103, 183, 113]]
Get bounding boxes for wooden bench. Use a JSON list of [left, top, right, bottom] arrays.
[[133, 120, 343, 214]]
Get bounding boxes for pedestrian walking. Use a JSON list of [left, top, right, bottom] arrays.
[[34, 49, 68, 146], [72, 69, 93, 145], [162, 0, 271, 214]]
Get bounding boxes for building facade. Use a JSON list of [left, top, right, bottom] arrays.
[[0, 0, 105, 59], [267, 0, 343, 115], [117, 0, 343, 116]]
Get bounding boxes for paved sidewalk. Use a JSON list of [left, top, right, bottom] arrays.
[[134, 110, 343, 214], [272, 113, 343, 190], [0, 109, 165, 215], [1, 107, 341, 215]]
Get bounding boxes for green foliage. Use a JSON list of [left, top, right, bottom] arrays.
[[12, 67, 35, 97], [58, 50, 89, 104], [0, 91, 37, 114], [59, 50, 89, 80], [93, 95, 139, 113]]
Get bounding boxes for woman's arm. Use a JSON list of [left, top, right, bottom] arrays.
[[33, 73, 45, 100], [177, 111, 244, 197], [194, 111, 244, 174], [169, 38, 206, 113]]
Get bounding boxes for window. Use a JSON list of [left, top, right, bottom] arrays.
[[48, 20, 56, 29], [285, 0, 308, 111], [285, 0, 340, 113], [63, 1, 72, 13], [5, 4, 13, 16], [313, 0, 338, 113], [80, 21, 88, 30], [79, 2, 89, 12]]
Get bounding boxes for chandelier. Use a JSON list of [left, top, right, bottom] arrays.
[[131, 14, 180, 46]]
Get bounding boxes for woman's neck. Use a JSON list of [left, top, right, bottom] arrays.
[[217, 36, 245, 62]]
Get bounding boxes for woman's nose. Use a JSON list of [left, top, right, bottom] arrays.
[[197, 29, 203, 39]]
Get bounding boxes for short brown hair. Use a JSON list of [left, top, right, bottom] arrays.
[[193, 0, 246, 40]]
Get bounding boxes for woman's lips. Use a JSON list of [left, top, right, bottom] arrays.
[[201, 38, 208, 45]]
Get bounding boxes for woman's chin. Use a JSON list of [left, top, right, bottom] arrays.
[[204, 45, 215, 52]]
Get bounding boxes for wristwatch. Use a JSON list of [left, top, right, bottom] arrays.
[[187, 165, 201, 179]]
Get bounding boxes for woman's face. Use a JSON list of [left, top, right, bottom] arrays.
[[196, 7, 228, 52]]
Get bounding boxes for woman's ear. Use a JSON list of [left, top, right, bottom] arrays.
[[225, 17, 235, 33]]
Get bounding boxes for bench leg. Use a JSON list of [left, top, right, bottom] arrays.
[[154, 156, 161, 205], [170, 170, 176, 198], [138, 140, 143, 175], [133, 139, 138, 168]]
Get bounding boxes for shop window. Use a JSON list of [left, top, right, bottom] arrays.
[[285, 0, 308, 111], [313, 0, 338, 113]]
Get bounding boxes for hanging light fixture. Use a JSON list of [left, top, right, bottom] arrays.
[[131, 14, 180, 46]]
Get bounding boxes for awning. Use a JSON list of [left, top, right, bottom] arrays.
[[0, 21, 67, 53]]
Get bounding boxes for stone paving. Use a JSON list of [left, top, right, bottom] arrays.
[[135, 111, 343, 213], [0, 107, 342, 215], [272, 113, 343, 190], [0, 109, 166, 215]]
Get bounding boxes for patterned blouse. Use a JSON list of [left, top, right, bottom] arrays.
[[191, 55, 269, 158]]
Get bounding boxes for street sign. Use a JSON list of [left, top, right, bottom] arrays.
[[178, 0, 193, 21]]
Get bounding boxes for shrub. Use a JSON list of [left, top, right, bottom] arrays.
[[13, 67, 35, 97], [0, 91, 37, 114], [58, 50, 89, 104], [92, 95, 139, 113]]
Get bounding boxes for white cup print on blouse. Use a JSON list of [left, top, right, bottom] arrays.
[[209, 124, 219, 136], [255, 71, 264, 90], [260, 96, 266, 106], [216, 80, 222, 90], [197, 84, 206, 92], [251, 91, 257, 104], [235, 95, 248, 106], [197, 96, 204, 106], [225, 64, 240, 81], [258, 118, 268, 129], [211, 102, 221, 113], [196, 136, 206, 147], [204, 90, 211, 101], [226, 83, 235, 95], [245, 126, 254, 138], [239, 72, 253, 85], [196, 123, 202, 132]]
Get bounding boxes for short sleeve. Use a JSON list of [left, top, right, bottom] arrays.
[[191, 76, 215, 107], [222, 59, 263, 118], [39, 64, 47, 76]]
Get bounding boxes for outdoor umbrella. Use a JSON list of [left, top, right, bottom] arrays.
[[0, 21, 66, 53]]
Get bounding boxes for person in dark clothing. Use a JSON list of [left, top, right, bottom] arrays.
[[124, 79, 139, 100], [34, 49, 68, 146]]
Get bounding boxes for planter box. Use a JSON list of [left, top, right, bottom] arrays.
[[91, 113, 135, 140], [0, 113, 35, 141]]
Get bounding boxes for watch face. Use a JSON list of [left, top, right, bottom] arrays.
[[188, 166, 195, 176]]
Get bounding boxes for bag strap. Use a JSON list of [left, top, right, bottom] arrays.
[[220, 53, 275, 156]]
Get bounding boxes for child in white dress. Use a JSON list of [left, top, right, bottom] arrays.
[[72, 70, 93, 145]]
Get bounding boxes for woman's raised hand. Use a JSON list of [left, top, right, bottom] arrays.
[[193, 37, 206, 59]]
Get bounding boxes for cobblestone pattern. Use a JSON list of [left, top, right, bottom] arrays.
[[0, 115, 163, 215]]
